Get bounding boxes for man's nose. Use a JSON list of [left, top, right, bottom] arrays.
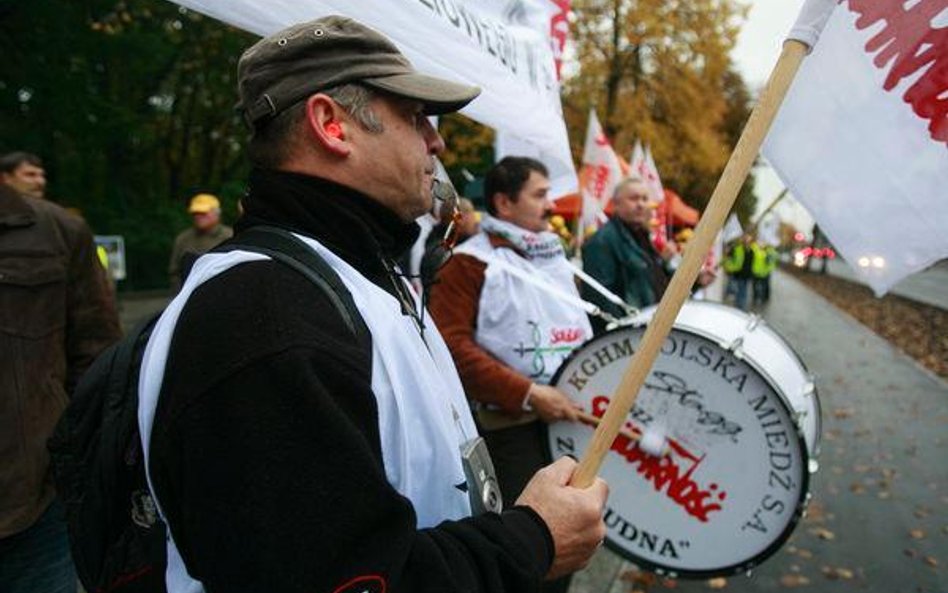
[[422, 117, 446, 155]]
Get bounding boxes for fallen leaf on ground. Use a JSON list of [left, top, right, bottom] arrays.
[[707, 577, 727, 589], [904, 548, 917, 558], [779, 574, 811, 587], [796, 548, 813, 559], [850, 482, 866, 494], [809, 527, 836, 540], [877, 491, 892, 500], [821, 566, 855, 580], [620, 570, 656, 588], [833, 407, 854, 419], [909, 529, 926, 540], [805, 503, 827, 523], [923, 556, 939, 568]]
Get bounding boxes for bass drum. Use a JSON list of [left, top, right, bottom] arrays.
[[547, 320, 811, 578], [631, 301, 821, 468]]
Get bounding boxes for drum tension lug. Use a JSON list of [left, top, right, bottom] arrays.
[[746, 314, 762, 332], [725, 336, 745, 356], [802, 381, 816, 397]]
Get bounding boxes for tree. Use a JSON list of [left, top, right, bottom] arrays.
[[0, 1, 255, 288], [564, 0, 757, 218]]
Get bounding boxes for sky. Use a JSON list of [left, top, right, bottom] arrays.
[[730, 0, 815, 235]]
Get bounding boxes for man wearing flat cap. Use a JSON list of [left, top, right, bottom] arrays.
[[167, 193, 233, 291], [137, 15, 607, 593]]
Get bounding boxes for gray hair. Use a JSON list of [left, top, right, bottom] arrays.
[[612, 176, 648, 200], [247, 83, 383, 168]]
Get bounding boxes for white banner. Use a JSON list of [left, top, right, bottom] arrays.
[[763, 0, 948, 295], [495, 130, 578, 199], [169, 0, 576, 192]]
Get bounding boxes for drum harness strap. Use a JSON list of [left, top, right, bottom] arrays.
[[469, 252, 639, 325]]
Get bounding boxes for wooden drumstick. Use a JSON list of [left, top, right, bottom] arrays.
[[574, 411, 669, 457], [571, 39, 811, 489], [575, 411, 641, 442]]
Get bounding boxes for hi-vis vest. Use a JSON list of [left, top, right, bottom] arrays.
[[455, 233, 592, 386], [139, 236, 477, 593]]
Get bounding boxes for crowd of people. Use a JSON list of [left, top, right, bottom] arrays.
[[1, 14, 783, 593]]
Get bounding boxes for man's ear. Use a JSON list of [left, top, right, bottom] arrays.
[[493, 192, 513, 218], [304, 94, 351, 157]]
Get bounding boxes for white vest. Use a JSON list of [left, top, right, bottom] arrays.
[[138, 236, 477, 593], [455, 232, 592, 386]]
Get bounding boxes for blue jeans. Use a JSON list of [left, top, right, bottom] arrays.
[[0, 500, 77, 593], [733, 277, 751, 311]]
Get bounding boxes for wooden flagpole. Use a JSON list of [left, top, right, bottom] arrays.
[[571, 40, 809, 488]]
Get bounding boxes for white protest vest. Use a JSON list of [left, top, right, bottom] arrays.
[[455, 226, 592, 386], [138, 236, 477, 593]]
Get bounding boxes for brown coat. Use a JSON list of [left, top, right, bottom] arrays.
[[0, 185, 121, 538]]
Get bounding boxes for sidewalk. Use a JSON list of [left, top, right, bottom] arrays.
[[569, 270, 948, 593], [816, 258, 948, 310]]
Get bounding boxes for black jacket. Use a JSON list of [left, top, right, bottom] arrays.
[[149, 169, 553, 593]]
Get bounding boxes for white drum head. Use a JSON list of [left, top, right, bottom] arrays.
[[632, 301, 822, 462], [548, 325, 810, 577]]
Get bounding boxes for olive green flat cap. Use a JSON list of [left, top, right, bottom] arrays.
[[237, 15, 481, 127]]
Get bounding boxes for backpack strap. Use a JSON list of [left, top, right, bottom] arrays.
[[213, 225, 370, 346]]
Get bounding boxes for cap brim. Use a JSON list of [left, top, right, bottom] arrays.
[[363, 73, 480, 115]]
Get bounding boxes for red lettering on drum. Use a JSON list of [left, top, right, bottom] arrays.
[[551, 327, 584, 344], [591, 396, 728, 523]]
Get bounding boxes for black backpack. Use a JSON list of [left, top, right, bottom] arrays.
[[48, 226, 368, 593]]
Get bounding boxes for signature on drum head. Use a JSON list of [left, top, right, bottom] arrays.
[[645, 371, 743, 441]]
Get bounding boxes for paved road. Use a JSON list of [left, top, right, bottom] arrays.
[[116, 292, 169, 331], [569, 270, 948, 593]]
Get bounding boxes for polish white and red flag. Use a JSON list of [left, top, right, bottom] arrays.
[[629, 141, 669, 249], [578, 109, 623, 234], [762, 0, 948, 295]]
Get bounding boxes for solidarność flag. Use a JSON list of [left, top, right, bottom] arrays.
[[763, 0, 948, 295], [578, 110, 623, 235]]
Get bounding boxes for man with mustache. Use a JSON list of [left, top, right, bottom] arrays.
[[430, 156, 593, 593]]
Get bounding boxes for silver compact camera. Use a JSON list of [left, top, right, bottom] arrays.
[[460, 436, 503, 515]]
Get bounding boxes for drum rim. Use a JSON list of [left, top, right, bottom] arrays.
[[547, 324, 812, 578], [633, 303, 823, 459]]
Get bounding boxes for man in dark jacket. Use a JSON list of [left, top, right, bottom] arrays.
[[139, 16, 608, 593], [582, 176, 675, 332], [0, 175, 121, 593]]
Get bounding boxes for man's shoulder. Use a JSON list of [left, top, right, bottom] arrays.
[[173, 227, 205, 248], [168, 258, 369, 380], [28, 198, 95, 247], [584, 219, 621, 249]]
